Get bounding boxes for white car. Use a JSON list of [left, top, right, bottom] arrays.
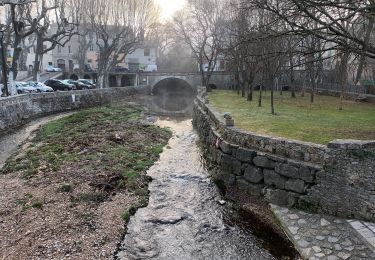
[[45, 66, 63, 72], [28, 82, 54, 92], [15, 82, 37, 94]]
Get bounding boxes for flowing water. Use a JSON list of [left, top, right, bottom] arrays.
[[116, 118, 277, 259]]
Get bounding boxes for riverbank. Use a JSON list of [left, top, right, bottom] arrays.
[[0, 104, 171, 259]]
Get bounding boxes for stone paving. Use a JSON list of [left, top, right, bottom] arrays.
[[271, 204, 375, 260]]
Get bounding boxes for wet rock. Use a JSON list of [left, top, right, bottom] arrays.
[[253, 156, 275, 169], [148, 213, 189, 225], [218, 200, 226, 205], [243, 165, 263, 184]]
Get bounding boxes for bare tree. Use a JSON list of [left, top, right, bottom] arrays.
[[84, 0, 159, 88], [174, 0, 226, 89], [31, 0, 81, 81]]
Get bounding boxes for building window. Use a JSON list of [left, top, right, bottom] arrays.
[[89, 44, 94, 51], [144, 48, 150, 56], [58, 45, 61, 53], [68, 46, 71, 53]]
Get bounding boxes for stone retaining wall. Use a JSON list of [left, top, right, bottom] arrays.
[[193, 89, 375, 222], [0, 86, 150, 135]]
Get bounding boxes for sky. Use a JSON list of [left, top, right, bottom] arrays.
[[156, 0, 186, 20]]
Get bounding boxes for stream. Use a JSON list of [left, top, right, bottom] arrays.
[[116, 118, 277, 259]]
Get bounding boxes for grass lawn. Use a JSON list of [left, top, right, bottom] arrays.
[[208, 90, 375, 144]]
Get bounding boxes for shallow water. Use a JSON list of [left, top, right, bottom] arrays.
[[116, 118, 276, 259]]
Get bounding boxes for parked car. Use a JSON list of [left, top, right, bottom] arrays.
[[15, 82, 37, 94], [45, 66, 63, 72], [28, 82, 54, 92], [61, 79, 91, 90], [78, 79, 96, 88], [44, 79, 75, 91], [114, 66, 129, 72], [143, 64, 157, 72]]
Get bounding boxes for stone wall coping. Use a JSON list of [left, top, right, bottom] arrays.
[[328, 139, 375, 150]]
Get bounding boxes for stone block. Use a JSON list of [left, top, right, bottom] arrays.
[[253, 156, 276, 169], [220, 154, 242, 175], [247, 183, 264, 196], [285, 179, 305, 194], [236, 178, 249, 192], [219, 140, 232, 154], [299, 166, 314, 183], [265, 188, 298, 207], [264, 169, 286, 189], [244, 165, 263, 184], [236, 147, 256, 163], [275, 163, 299, 179]]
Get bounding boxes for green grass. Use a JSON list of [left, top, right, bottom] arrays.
[[208, 90, 375, 144], [2, 104, 171, 178]]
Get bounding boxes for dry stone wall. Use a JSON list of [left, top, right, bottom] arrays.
[[193, 90, 375, 222], [0, 86, 150, 135]]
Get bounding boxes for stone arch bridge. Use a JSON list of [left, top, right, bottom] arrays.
[[69, 71, 234, 93]]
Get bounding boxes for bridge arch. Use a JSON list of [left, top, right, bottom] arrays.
[[151, 77, 197, 112], [152, 77, 196, 96]]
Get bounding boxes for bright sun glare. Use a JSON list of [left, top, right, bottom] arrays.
[[157, 0, 185, 20]]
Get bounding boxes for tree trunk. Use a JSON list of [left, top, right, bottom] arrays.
[[258, 85, 262, 107], [339, 51, 349, 110], [290, 72, 296, 98], [271, 80, 275, 114], [248, 84, 254, 101]]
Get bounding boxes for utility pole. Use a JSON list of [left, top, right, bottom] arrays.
[[0, 31, 9, 96]]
